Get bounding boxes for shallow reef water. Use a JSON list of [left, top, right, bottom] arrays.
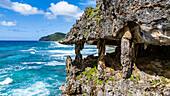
[[0, 41, 105, 96]]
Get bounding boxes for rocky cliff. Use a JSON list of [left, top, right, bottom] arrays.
[[59, 0, 170, 96]]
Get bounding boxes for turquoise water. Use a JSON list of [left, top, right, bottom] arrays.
[[0, 41, 99, 96]]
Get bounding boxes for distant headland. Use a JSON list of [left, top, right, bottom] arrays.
[[39, 32, 66, 41]]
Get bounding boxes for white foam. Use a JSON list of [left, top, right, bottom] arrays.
[[81, 49, 97, 54], [30, 52, 36, 54], [0, 68, 13, 74], [10, 81, 50, 96], [94, 54, 98, 56], [27, 66, 42, 69], [22, 62, 44, 65], [13, 66, 26, 71], [54, 42, 70, 47], [50, 54, 66, 57], [0, 75, 8, 78], [45, 61, 65, 66], [21, 48, 37, 54], [48, 50, 74, 54], [0, 77, 13, 85]]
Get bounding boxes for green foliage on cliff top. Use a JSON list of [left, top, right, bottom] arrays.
[[39, 32, 66, 41]]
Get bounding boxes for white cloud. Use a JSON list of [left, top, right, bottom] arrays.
[[44, 12, 56, 20], [0, 0, 44, 15], [48, 1, 83, 19], [0, 0, 12, 9], [11, 2, 44, 15], [0, 21, 17, 26], [79, 0, 96, 5]]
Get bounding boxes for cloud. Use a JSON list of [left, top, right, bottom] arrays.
[[11, 2, 44, 15], [8, 28, 28, 32], [79, 0, 96, 5], [0, 0, 12, 9], [44, 12, 56, 20], [47, 1, 83, 19], [0, 0, 44, 15], [0, 21, 17, 26]]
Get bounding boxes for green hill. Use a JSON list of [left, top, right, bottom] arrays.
[[39, 32, 66, 41]]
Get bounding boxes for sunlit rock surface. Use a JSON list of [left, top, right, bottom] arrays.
[[59, 0, 170, 95]]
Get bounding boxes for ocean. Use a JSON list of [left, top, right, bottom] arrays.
[[0, 41, 99, 96]]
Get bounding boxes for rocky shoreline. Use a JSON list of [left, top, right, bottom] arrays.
[[59, 0, 170, 95], [59, 46, 170, 96]]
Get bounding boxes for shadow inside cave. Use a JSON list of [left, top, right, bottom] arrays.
[[81, 44, 170, 79]]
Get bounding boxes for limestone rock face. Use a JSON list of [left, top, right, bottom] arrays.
[[60, 0, 169, 46], [59, 0, 170, 95], [60, 53, 170, 96]]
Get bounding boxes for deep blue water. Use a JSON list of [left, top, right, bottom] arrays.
[[0, 41, 99, 96]]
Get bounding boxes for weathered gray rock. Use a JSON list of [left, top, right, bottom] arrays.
[[59, 0, 170, 95], [60, 0, 170, 46]]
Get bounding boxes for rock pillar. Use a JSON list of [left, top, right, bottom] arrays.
[[75, 42, 84, 63], [65, 56, 72, 74], [97, 39, 106, 74], [121, 26, 133, 78]]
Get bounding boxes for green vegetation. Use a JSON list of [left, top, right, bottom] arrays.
[[136, 75, 141, 80], [152, 81, 159, 85], [162, 78, 168, 85], [95, 6, 100, 10], [130, 76, 134, 80], [120, 72, 122, 76], [81, 67, 104, 85], [98, 79, 103, 85], [85, 30, 89, 37], [129, 92, 132, 95], [106, 77, 114, 83], [96, 18, 101, 22], [77, 75, 82, 79], [108, 77, 115, 81], [86, 7, 94, 17], [73, 31, 76, 34], [71, 88, 74, 92], [100, 29, 103, 32], [39, 32, 66, 41], [82, 93, 87, 95], [80, 81, 83, 84]]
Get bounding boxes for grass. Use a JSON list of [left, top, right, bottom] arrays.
[[83, 93, 87, 95], [152, 81, 159, 85], [96, 18, 100, 22], [81, 67, 104, 85], [136, 75, 141, 80], [129, 92, 132, 95], [130, 76, 134, 80], [77, 75, 81, 79], [85, 30, 89, 37]]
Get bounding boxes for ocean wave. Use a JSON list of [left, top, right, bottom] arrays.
[[30, 52, 36, 54], [27, 66, 42, 70], [21, 48, 37, 52], [0, 77, 13, 85], [0, 74, 8, 78], [0, 55, 29, 61], [54, 42, 70, 47], [22, 62, 44, 65], [48, 50, 74, 54], [81, 49, 97, 55], [10, 81, 50, 96], [45, 61, 65, 66], [0, 68, 12, 74]]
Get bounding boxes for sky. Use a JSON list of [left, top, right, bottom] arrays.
[[0, 0, 96, 40]]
